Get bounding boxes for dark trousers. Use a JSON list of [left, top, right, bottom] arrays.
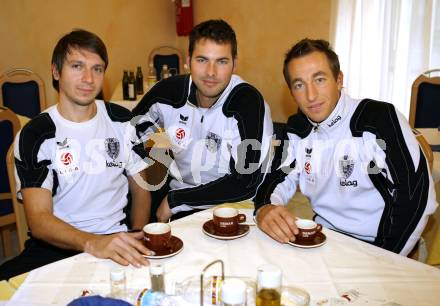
[[0, 237, 79, 281]]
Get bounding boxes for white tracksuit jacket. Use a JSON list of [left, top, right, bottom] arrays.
[[255, 92, 437, 255], [132, 74, 273, 214]]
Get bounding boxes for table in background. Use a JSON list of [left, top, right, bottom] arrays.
[[7, 207, 440, 306], [110, 81, 149, 111]]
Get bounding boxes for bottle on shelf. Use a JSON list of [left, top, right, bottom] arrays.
[[170, 275, 256, 306], [160, 64, 170, 80], [256, 264, 282, 306], [136, 66, 144, 95], [122, 70, 129, 100], [221, 278, 247, 306], [147, 62, 157, 88], [128, 70, 136, 101]]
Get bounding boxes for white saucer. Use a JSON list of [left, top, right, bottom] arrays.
[[288, 232, 326, 248]]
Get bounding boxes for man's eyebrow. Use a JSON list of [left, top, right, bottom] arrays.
[[291, 77, 303, 84], [312, 71, 327, 78], [194, 55, 230, 61], [291, 71, 328, 84]]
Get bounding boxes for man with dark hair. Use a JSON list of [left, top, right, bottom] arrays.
[[0, 29, 152, 280], [132, 19, 273, 221], [255, 38, 437, 256]]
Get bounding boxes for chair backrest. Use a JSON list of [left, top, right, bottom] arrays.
[[0, 108, 20, 256], [412, 129, 434, 171], [6, 144, 29, 251], [0, 108, 20, 209], [0, 68, 47, 119], [148, 46, 184, 80], [409, 69, 440, 128]]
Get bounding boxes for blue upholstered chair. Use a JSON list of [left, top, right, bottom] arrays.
[[409, 69, 440, 129], [0, 68, 47, 119], [148, 46, 184, 80], [0, 107, 20, 256]]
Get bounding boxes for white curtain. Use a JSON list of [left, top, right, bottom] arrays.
[[330, 0, 440, 118]]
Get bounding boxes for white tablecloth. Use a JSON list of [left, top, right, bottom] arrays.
[[7, 209, 440, 306]]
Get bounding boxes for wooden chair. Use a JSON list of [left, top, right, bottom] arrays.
[[409, 69, 440, 128], [0, 108, 20, 256], [0, 68, 47, 119], [407, 129, 435, 262], [413, 129, 434, 171], [6, 144, 29, 252], [148, 46, 184, 80]]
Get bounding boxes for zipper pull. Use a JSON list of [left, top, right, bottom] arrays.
[[201, 115, 204, 123], [313, 124, 319, 132]]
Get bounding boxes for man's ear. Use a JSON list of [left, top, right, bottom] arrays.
[[337, 71, 344, 91], [186, 56, 190, 69], [232, 57, 238, 72], [52, 64, 60, 80]]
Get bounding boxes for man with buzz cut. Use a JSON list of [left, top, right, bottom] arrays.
[[132, 19, 273, 222], [0, 29, 152, 280], [255, 38, 437, 256]]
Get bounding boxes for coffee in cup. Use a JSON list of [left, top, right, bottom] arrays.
[[295, 219, 322, 241], [213, 207, 246, 235], [143, 222, 171, 252]]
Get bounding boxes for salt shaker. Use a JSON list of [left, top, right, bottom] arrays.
[[150, 264, 165, 292]]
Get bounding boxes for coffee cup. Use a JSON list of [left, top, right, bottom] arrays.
[[213, 207, 246, 235], [143, 222, 171, 252], [295, 219, 322, 241]]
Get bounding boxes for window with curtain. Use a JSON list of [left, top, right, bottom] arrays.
[[330, 0, 440, 118]]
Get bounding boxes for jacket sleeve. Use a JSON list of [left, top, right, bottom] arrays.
[[130, 75, 189, 170], [168, 84, 273, 209], [351, 99, 438, 255], [253, 130, 299, 212]]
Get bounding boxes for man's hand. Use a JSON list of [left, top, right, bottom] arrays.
[[256, 204, 298, 243], [84, 231, 152, 267], [156, 196, 172, 222]]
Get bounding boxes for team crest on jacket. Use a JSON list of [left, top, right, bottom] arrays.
[[205, 132, 221, 153], [339, 155, 358, 187], [60, 152, 73, 165], [175, 128, 186, 140], [339, 155, 354, 178], [105, 138, 120, 160], [304, 161, 312, 174]]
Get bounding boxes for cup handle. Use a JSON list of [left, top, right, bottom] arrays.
[[316, 224, 322, 232], [238, 214, 246, 223]]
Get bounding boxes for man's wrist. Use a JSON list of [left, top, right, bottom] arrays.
[[255, 203, 273, 221], [82, 232, 99, 254]]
